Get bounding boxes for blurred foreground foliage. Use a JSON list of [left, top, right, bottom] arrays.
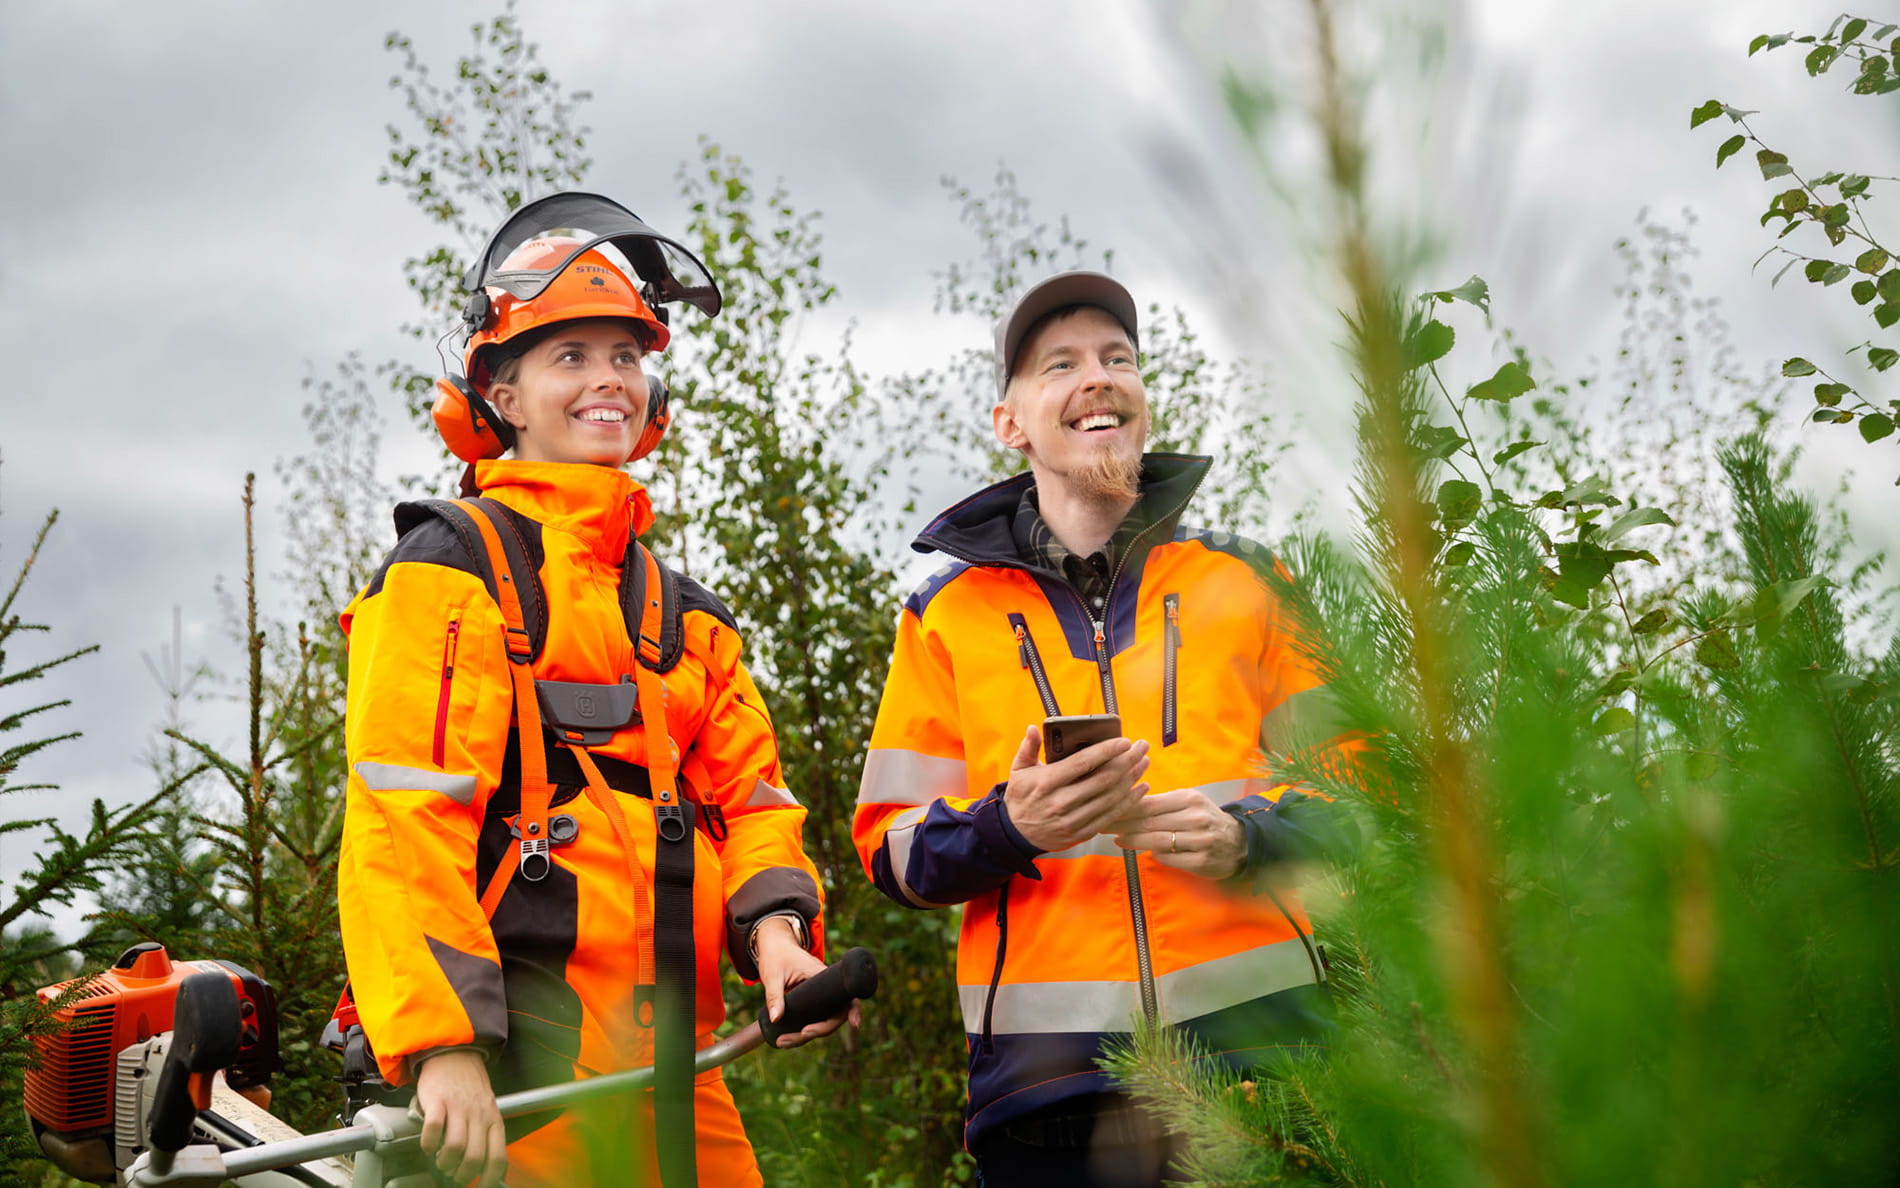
[[1102, 5, 1899, 1185]]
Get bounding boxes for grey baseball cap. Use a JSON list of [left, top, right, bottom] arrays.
[[992, 270, 1140, 398]]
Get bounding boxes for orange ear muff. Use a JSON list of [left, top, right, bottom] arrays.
[[432, 375, 514, 463], [629, 373, 670, 461]]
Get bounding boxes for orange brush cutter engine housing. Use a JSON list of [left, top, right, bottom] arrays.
[[25, 942, 279, 1178]]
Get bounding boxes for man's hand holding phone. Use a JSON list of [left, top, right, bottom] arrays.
[[1002, 714, 1149, 853]]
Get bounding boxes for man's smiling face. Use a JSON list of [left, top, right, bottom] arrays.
[[993, 305, 1149, 500]]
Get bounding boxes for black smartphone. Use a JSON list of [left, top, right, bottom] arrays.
[[1043, 713, 1123, 763]]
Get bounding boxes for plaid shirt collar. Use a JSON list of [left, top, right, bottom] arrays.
[[1011, 483, 1155, 610]]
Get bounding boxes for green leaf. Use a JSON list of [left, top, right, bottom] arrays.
[[1749, 33, 1771, 55], [1603, 506, 1675, 542], [1696, 631, 1741, 670], [1861, 413, 1895, 442], [1436, 479, 1483, 525], [1591, 706, 1637, 736], [1631, 608, 1673, 635], [1686, 752, 1722, 780], [1853, 279, 1878, 304], [1858, 248, 1890, 273], [1880, 270, 1900, 302], [1716, 133, 1746, 168], [1876, 24, 1897, 41], [1492, 440, 1543, 466], [1815, 382, 1852, 406], [1427, 275, 1491, 316], [1404, 320, 1455, 368], [1542, 475, 1615, 507], [1782, 356, 1817, 376], [1806, 44, 1840, 74], [1597, 669, 1636, 698], [1813, 408, 1852, 423], [1804, 260, 1833, 283], [1776, 187, 1810, 212], [1839, 176, 1871, 199], [1826, 224, 1849, 247], [1690, 99, 1724, 129], [1441, 541, 1476, 567], [1842, 18, 1868, 42], [1415, 424, 1469, 459], [1763, 574, 1833, 621], [1871, 347, 1899, 371], [1467, 360, 1535, 402], [1876, 303, 1900, 329], [1757, 148, 1792, 179], [1825, 263, 1853, 285]]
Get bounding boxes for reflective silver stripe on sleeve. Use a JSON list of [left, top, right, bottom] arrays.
[[884, 804, 951, 909], [1259, 685, 1349, 748], [353, 761, 477, 806], [744, 779, 799, 808], [858, 748, 968, 807], [957, 937, 1316, 1035]]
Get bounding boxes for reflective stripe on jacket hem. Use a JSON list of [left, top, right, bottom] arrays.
[[957, 936, 1315, 1034]]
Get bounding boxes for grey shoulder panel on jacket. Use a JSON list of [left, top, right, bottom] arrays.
[[903, 558, 976, 619], [1171, 524, 1278, 577], [672, 569, 740, 632], [364, 513, 483, 599]]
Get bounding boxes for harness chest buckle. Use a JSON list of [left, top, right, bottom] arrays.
[[655, 802, 689, 844], [519, 837, 552, 881]]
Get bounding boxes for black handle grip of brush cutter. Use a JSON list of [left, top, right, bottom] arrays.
[[148, 972, 244, 1153], [759, 947, 878, 1047]]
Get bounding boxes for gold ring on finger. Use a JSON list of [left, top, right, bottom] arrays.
[[1169, 831, 1178, 854]]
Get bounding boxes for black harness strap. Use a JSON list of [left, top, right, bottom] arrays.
[[624, 535, 697, 1188], [398, 497, 698, 1186]]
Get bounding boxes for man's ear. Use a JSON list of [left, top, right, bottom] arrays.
[[490, 382, 528, 430], [992, 401, 1029, 451]]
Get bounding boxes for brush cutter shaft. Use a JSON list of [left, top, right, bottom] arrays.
[[127, 948, 876, 1187]]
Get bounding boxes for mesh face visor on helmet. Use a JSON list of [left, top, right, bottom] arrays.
[[466, 191, 722, 320]]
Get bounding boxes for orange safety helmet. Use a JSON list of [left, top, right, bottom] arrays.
[[433, 192, 721, 466]]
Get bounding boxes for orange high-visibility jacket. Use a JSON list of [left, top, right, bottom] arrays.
[[337, 459, 820, 1178], [854, 454, 1346, 1151]]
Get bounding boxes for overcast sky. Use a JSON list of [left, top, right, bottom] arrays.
[[4, 0, 1895, 936]]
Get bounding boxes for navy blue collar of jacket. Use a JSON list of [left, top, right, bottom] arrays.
[[912, 452, 1213, 575]]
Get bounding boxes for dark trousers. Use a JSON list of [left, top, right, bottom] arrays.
[[972, 1094, 1183, 1188]]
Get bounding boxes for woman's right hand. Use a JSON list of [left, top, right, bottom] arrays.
[[413, 1049, 507, 1187]]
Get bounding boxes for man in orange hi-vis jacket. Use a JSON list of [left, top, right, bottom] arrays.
[[854, 272, 1352, 1187], [338, 193, 853, 1188]]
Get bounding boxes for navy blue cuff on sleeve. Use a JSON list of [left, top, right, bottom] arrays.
[[974, 783, 1043, 880], [1222, 788, 1322, 880]]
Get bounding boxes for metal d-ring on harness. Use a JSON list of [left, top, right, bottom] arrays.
[[437, 497, 701, 1188]]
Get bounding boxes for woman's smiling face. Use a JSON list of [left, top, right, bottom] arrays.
[[489, 318, 650, 467]]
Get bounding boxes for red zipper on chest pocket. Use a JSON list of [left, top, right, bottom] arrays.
[[432, 618, 461, 767]]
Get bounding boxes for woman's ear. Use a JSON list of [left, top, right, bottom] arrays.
[[489, 382, 528, 431]]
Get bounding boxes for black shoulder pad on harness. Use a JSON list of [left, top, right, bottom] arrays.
[[394, 497, 689, 673]]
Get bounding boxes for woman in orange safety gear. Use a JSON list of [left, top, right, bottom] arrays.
[[337, 193, 851, 1188]]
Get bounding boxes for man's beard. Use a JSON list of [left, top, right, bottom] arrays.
[[1073, 435, 1144, 500]]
